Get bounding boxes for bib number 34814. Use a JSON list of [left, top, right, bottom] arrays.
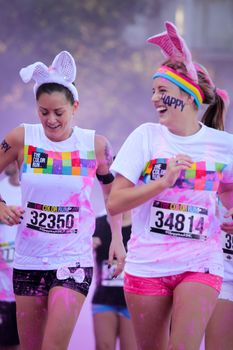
[[150, 201, 208, 240]]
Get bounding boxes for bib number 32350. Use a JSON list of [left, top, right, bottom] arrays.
[[26, 201, 79, 234]]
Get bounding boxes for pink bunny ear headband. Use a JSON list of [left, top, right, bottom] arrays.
[[147, 21, 198, 82], [147, 22, 230, 109], [19, 51, 79, 101], [147, 22, 203, 108]]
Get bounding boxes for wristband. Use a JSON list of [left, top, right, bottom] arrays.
[[96, 172, 114, 185]]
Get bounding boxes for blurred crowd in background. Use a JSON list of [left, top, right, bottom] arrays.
[[0, 0, 232, 155]]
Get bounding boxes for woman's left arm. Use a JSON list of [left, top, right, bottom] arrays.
[[95, 134, 126, 277], [218, 182, 233, 233]]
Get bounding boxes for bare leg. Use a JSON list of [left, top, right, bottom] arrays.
[[118, 314, 138, 350], [169, 282, 219, 350], [125, 292, 172, 350], [41, 286, 85, 350], [93, 311, 118, 350], [205, 298, 233, 350], [15, 295, 47, 350]]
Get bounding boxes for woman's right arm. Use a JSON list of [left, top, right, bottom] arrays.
[[107, 155, 193, 215], [107, 174, 168, 215], [0, 126, 24, 172], [0, 126, 25, 224]]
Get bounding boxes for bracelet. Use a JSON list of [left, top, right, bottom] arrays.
[[0, 196, 6, 204]]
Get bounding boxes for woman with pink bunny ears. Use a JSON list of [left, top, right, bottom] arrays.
[[108, 21, 233, 350], [0, 51, 125, 350]]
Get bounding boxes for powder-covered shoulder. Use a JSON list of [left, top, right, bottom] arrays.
[[21, 123, 43, 134], [132, 122, 160, 135], [206, 126, 233, 142], [73, 126, 95, 135], [20, 123, 41, 128], [205, 126, 233, 155]]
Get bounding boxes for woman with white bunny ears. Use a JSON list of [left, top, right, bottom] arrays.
[[0, 51, 125, 350], [107, 21, 233, 350]]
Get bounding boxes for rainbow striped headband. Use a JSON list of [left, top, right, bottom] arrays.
[[153, 66, 204, 108]]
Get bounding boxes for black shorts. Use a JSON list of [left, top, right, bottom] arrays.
[[0, 301, 19, 346], [13, 266, 93, 297]]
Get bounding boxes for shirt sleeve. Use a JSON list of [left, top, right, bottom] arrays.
[[221, 162, 233, 183], [110, 124, 149, 184]]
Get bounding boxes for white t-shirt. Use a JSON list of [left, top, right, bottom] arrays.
[[218, 201, 233, 283], [111, 122, 233, 278], [14, 124, 97, 270], [0, 177, 21, 301]]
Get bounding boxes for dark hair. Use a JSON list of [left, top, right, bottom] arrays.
[[200, 92, 225, 131], [161, 60, 226, 131], [36, 83, 75, 105]]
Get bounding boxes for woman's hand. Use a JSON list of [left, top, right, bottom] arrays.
[[92, 237, 102, 250], [162, 154, 193, 188], [0, 203, 24, 226], [221, 207, 233, 233], [108, 238, 126, 278]]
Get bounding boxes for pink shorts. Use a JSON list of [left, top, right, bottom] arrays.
[[124, 271, 222, 296]]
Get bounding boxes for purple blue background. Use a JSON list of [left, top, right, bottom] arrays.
[[0, 1, 232, 348]]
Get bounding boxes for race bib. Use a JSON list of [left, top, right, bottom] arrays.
[[222, 232, 233, 260], [26, 201, 79, 234], [0, 242, 15, 264], [101, 260, 124, 287], [150, 200, 209, 240]]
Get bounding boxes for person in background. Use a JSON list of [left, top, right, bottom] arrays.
[[198, 66, 233, 350], [92, 210, 137, 350], [0, 161, 21, 349], [107, 21, 233, 350], [0, 51, 125, 350], [205, 201, 233, 350]]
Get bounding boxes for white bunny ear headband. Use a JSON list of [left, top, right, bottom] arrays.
[[19, 51, 79, 101]]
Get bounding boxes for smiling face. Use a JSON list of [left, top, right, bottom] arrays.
[[152, 77, 192, 131], [37, 91, 78, 142]]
